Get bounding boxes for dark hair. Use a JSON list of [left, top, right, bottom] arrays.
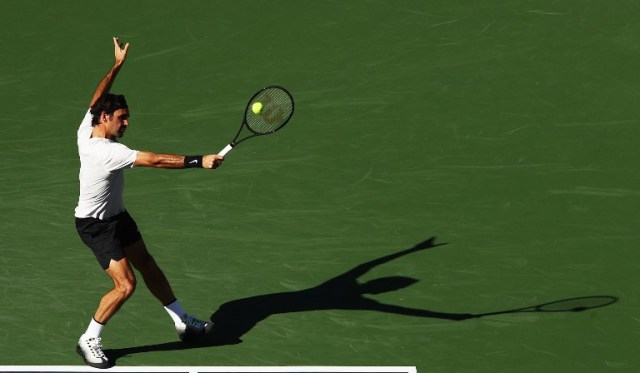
[[90, 93, 128, 126]]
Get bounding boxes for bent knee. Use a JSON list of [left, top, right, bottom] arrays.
[[115, 278, 137, 298]]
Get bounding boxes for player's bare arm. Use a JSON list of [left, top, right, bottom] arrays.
[[135, 152, 224, 169], [90, 37, 130, 107]]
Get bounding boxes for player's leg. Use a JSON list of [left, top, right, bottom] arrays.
[[94, 258, 137, 322], [75, 215, 137, 369], [123, 238, 175, 304], [123, 237, 213, 342], [77, 258, 136, 369]]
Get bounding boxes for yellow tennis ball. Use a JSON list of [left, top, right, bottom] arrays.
[[251, 102, 263, 115]]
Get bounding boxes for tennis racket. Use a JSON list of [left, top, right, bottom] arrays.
[[473, 295, 618, 318], [218, 86, 294, 156]]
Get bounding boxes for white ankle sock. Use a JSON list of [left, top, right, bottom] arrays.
[[164, 299, 187, 325], [84, 318, 105, 339]]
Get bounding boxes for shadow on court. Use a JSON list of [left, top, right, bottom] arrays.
[[104, 236, 618, 364]]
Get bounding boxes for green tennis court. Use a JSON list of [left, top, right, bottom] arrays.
[[1, 1, 639, 372]]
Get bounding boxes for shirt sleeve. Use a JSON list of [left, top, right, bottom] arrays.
[[77, 109, 93, 140], [101, 142, 139, 172]]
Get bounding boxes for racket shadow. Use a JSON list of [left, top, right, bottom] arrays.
[[104, 236, 619, 364]]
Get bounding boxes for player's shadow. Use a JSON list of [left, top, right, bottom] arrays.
[[206, 236, 472, 345], [105, 236, 459, 362], [104, 236, 618, 364]]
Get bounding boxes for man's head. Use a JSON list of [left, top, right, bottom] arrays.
[[91, 93, 128, 125], [91, 93, 130, 138]]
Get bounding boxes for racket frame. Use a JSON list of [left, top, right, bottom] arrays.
[[219, 85, 294, 156]]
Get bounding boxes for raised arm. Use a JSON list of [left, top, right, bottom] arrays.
[[90, 37, 130, 107], [336, 237, 444, 280]]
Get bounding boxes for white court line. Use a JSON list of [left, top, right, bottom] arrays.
[[0, 367, 417, 373]]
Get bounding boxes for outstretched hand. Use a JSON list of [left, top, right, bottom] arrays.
[[113, 37, 130, 67]]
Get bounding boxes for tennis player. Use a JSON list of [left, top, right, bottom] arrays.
[[74, 37, 222, 369]]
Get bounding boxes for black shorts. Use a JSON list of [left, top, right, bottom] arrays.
[[75, 210, 143, 270]]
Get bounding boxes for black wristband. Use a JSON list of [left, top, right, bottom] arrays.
[[184, 155, 203, 168]]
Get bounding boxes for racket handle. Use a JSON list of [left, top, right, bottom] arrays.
[[218, 144, 234, 156]]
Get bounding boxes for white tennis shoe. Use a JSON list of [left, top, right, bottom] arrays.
[[76, 335, 111, 369]]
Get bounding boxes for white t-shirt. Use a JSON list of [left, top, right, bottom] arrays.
[[75, 109, 139, 220]]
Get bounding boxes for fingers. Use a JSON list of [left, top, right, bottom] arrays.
[[113, 37, 124, 50], [203, 154, 224, 169], [112, 37, 130, 66], [113, 36, 128, 46], [213, 155, 224, 168]]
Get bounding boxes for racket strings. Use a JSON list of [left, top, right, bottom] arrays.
[[536, 296, 617, 312], [246, 87, 294, 134]]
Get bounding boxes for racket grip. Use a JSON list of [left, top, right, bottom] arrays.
[[218, 144, 234, 156]]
